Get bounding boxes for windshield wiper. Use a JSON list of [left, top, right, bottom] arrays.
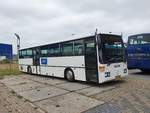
[[107, 56, 123, 63], [108, 57, 116, 62]]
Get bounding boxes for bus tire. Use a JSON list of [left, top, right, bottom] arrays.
[[65, 68, 75, 82], [27, 66, 32, 74]]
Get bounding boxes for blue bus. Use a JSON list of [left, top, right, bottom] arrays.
[[127, 33, 150, 72]]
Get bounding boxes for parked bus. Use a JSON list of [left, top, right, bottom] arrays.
[[19, 33, 128, 83], [127, 33, 150, 72]]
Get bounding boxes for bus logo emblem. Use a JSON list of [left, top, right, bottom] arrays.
[[41, 58, 48, 65]]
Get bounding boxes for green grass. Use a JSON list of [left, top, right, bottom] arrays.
[[0, 69, 21, 79]]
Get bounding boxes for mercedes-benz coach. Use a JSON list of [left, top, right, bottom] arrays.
[[19, 33, 128, 83]]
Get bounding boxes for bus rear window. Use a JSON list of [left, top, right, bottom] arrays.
[[129, 35, 150, 45], [100, 34, 125, 63]]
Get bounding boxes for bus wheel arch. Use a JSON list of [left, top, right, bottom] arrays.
[[27, 66, 32, 74], [64, 67, 75, 82]]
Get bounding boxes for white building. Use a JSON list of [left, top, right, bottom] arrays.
[[0, 56, 6, 61]]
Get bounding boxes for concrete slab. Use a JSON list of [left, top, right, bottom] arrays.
[[35, 92, 104, 113], [56, 82, 91, 91], [23, 74, 67, 85], [76, 86, 115, 96], [37, 78, 67, 85], [0, 76, 32, 86], [18, 86, 69, 102], [9, 82, 47, 92], [0, 76, 24, 83]]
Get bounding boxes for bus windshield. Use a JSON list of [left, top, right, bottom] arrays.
[[128, 35, 150, 45], [99, 34, 125, 63]]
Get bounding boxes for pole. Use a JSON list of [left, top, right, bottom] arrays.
[[14, 33, 20, 61], [14, 33, 20, 71]]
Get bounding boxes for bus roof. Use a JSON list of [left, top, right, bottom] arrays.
[[129, 33, 150, 38], [20, 33, 121, 50]]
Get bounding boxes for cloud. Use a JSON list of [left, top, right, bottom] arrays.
[[0, 0, 149, 54]]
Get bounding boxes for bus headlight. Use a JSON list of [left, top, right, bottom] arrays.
[[124, 69, 127, 73], [99, 65, 105, 72]]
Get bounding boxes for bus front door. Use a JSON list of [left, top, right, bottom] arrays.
[[85, 39, 98, 83], [33, 48, 41, 74]]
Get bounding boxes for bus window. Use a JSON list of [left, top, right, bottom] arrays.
[[41, 50, 48, 55], [100, 35, 124, 63], [41, 46, 49, 56], [129, 35, 150, 45], [49, 44, 60, 56], [74, 40, 84, 55], [86, 42, 95, 54], [22, 50, 27, 56], [26, 49, 33, 56], [62, 42, 73, 56]]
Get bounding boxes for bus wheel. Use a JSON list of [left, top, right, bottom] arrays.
[[27, 66, 32, 74], [65, 69, 75, 82]]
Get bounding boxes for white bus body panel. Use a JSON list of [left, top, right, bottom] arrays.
[[19, 57, 128, 84], [19, 58, 33, 72], [41, 56, 85, 67], [98, 62, 128, 83], [19, 58, 33, 65], [39, 56, 86, 81]]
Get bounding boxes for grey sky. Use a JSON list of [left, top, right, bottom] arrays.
[[0, 0, 149, 54]]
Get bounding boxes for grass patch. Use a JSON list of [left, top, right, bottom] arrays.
[[0, 68, 21, 79]]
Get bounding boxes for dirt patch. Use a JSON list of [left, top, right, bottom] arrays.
[[0, 64, 18, 70]]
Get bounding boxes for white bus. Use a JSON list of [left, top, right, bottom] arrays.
[[19, 33, 128, 83]]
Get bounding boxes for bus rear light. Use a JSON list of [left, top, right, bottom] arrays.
[[99, 65, 105, 72]]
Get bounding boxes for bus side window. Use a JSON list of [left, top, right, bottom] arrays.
[[74, 40, 84, 55], [86, 42, 95, 54], [26, 49, 33, 58], [22, 50, 27, 58], [41, 49, 48, 55], [49, 44, 60, 57], [62, 42, 73, 56], [41, 46, 49, 57]]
